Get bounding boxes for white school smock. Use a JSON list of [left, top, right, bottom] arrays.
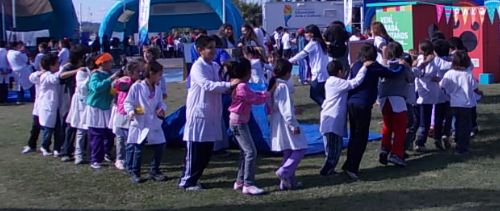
[[440, 69, 478, 108], [413, 55, 440, 105], [250, 59, 267, 84], [7, 50, 32, 90], [66, 69, 90, 129], [289, 41, 329, 83], [434, 56, 452, 104], [270, 79, 307, 151], [124, 80, 167, 145], [320, 66, 368, 136], [374, 36, 388, 64], [37, 71, 61, 128], [29, 71, 42, 116], [183, 57, 231, 142], [0, 48, 9, 83]]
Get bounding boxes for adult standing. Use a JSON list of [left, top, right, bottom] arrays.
[[238, 24, 262, 48], [289, 24, 329, 106], [7, 41, 32, 104], [58, 39, 71, 69], [371, 22, 394, 64], [218, 24, 236, 49], [252, 20, 266, 48], [281, 28, 292, 59], [273, 27, 284, 57], [324, 21, 350, 71]]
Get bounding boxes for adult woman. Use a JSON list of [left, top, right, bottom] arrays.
[[371, 22, 394, 64], [323, 21, 350, 70], [238, 24, 262, 48], [218, 23, 236, 49]]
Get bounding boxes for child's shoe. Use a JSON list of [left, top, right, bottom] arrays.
[[53, 150, 61, 157], [242, 185, 265, 195], [184, 184, 203, 191], [319, 162, 335, 176], [233, 181, 243, 190], [276, 171, 291, 190], [90, 162, 102, 169], [414, 145, 427, 153], [344, 170, 359, 181], [148, 171, 167, 182], [130, 174, 142, 184], [379, 150, 389, 165], [61, 156, 72, 162], [388, 154, 406, 167], [74, 157, 84, 165], [114, 160, 125, 170], [40, 147, 53, 157], [21, 146, 35, 154], [104, 154, 114, 162]]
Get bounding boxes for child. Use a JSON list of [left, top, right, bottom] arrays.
[[319, 59, 369, 176], [32, 54, 61, 156], [269, 59, 307, 190], [226, 58, 273, 195], [109, 59, 143, 170], [86, 53, 120, 169], [243, 46, 272, 85], [439, 51, 481, 154], [0, 40, 9, 103], [179, 35, 240, 190], [124, 61, 167, 183], [413, 40, 440, 152], [371, 22, 394, 64], [378, 42, 413, 166], [432, 39, 453, 150], [402, 53, 417, 154], [21, 43, 47, 154], [66, 55, 95, 164]]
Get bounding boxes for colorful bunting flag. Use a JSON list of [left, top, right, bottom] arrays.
[[453, 7, 461, 24], [479, 6, 486, 24], [461, 7, 470, 24], [445, 6, 453, 24], [436, 5, 444, 23], [470, 7, 478, 22], [485, 1, 499, 24]]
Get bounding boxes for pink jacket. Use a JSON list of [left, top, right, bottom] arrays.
[[228, 83, 270, 124], [114, 76, 134, 115]]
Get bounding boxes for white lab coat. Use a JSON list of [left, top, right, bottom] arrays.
[[320, 66, 367, 136], [66, 69, 90, 129], [36, 71, 61, 128], [183, 57, 231, 142], [0, 48, 10, 84], [270, 79, 307, 151], [124, 80, 167, 145], [29, 71, 42, 116], [7, 50, 33, 90], [414, 55, 440, 105], [434, 56, 452, 104]]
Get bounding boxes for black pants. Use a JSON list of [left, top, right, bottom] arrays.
[[283, 49, 292, 59], [415, 104, 433, 147], [434, 102, 452, 140], [61, 125, 76, 156], [342, 103, 372, 174], [179, 141, 214, 188], [0, 83, 8, 103], [453, 107, 473, 153], [310, 80, 326, 106], [27, 115, 41, 149], [53, 112, 65, 152]]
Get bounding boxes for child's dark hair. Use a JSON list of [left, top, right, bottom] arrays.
[[419, 40, 434, 56], [358, 43, 377, 62], [195, 35, 215, 49], [224, 58, 251, 80], [448, 37, 465, 51], [144, 61, 163, 78], [433, 39, 450, 57], [69, 44, 86, 66], [386, 42, 404, 60], [327, 59, 344, 77], [125, 59, 143, 76], [86, 54, 99, 70], [38, 42, 48, 53], [268, 59, 292, 91], [451, 50, 471, 70], [144, 46, 161, 60], [40, 54, 59, 71]]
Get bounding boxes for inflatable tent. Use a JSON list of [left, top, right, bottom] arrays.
[[98, 0, 244, 40], [0, 0, 79, 40]]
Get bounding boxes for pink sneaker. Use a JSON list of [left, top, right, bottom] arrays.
[[233, 181, 243, 190], [242, 185, 265, 195]]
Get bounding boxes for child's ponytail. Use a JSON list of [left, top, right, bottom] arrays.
[[268, 58, 292, 92]]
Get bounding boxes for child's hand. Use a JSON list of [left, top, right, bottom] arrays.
[[230, 78, 241, 88], [156, 108, 166, 118], [363, 61, 374, 67], [291, 127, 301, 135]]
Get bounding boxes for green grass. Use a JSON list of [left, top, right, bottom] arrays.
[[1, 81, 500, 210]]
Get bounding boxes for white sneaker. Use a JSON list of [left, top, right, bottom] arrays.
[[21, 146, 35, 154], [114, 160, 125, 170], [53, 150, 61, 157], [90, 162, 102, 169], [185, 184, 203, 191], [40, 147, 53, 157], [242, 185, 265, 195], [74, 157, 83, 165], [233, 181, 243, 190]]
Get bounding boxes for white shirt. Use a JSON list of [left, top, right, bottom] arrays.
[[440, 69, 478, 108], [273, 32, 282, 49], [33, 53, 45, 71], [124, 80, 167, 145], [289, 41, 329, 82], [58, 48, 70, 67], [433, 56, 452, 104], [320, 66, 367, 136], [413, 55, 440, 104], [282, 32, 291, 50], [0, 48, 9, 83], [183, 57, 231, 142], [37, 71, 62, 128], [7, 49, 32, 89], [374, 36, 388, 64], [29, 71, 42, 116]]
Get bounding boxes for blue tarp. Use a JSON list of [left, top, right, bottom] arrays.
[[161, 83, 382, 155]]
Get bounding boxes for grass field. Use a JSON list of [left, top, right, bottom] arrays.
[[1, 80, 500, 210]]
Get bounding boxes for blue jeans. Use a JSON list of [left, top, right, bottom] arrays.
[[310, 80, 325, 106], [41, 127, 55, 151], [453, 107, 473, 153], [230, 123, 257, 186], [406, 104, 418, 150], [128, 142, 165, 177], [415, 104, 433, 147]]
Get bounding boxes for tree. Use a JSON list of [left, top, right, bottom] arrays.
[[232, 0, 262, 25]]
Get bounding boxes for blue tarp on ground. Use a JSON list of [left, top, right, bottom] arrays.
[[7, 90, 32, 103], [161, 83, 382, 155]]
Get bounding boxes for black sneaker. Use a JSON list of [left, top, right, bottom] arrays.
[[388, 154, 406, 167], [319, 162, 335, 176], [434, 140, 445, 151], [379, 151, 389, 165], [130, 174, 143, 184], [149, 172, 167, 182]]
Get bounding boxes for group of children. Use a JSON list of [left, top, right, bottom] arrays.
[[17, 21, 482, 195]]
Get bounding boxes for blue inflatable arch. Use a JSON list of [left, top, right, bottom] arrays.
[[0, 0, 79, 40], [98, 0, 244, 39]]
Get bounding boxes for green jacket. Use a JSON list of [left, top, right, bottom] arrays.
[[86, 70, 113, 110]]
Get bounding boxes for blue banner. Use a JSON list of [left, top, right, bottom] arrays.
[[138, 0, 151, 46]]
